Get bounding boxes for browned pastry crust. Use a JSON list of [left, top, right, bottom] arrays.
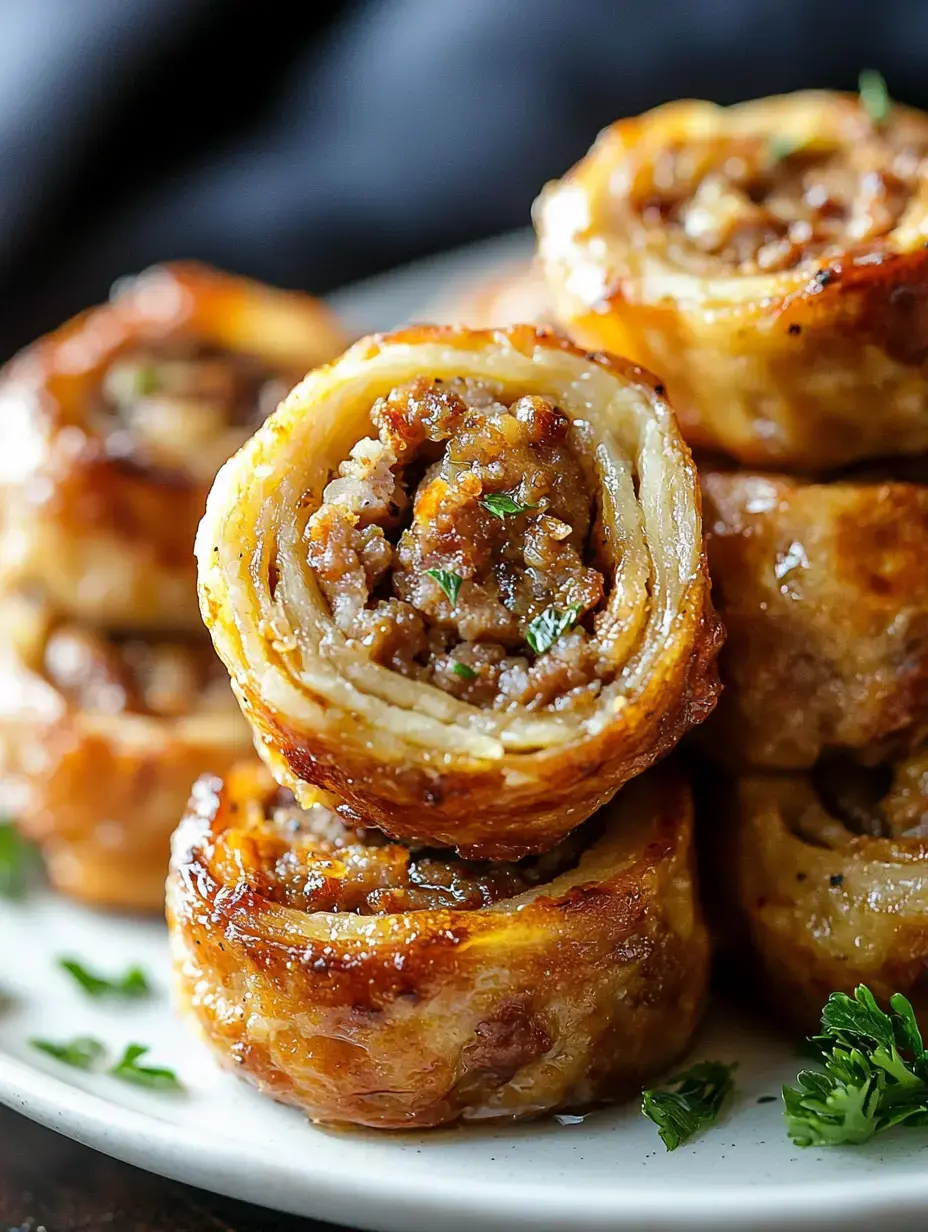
[[0, 598, 251, 910], [0, 262, 347, 631], [700, 469, 928, 771], [196, 324, 721, 857], [536, 91, 928, 469], [717, 766, 928, 1033], [167, 760, 709, 1129]]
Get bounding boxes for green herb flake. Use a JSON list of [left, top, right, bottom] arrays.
[[768, 134, 807, 162], [451, 661, 477, 681], [858, 69, 892, 127], [642, 1061, 737, 1151], [31, 1036, 106, 1070], [0, 821, 38, 900], [479, 491, 537, 520], [59, 958, 151, 1000], [526, 604, 582, 655], [784, 984, 928, 1147], [424, 568, 462, 607], [132, 364, 161, 397], [109, 1043, 182, 1091]]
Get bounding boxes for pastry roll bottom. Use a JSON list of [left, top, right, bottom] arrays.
[[167, 763, 708, 1129]]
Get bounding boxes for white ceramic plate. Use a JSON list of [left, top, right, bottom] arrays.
[[2, 235, 927, 1232]]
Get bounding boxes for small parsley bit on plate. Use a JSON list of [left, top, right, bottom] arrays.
[[784, 984, 928, 1147], [642, 1060, 737, 1151], [109, 1043, 183, 1091], [31, 1036, 106, 1070], [0, 821, 39, 899], [58, 957, 151, 999]]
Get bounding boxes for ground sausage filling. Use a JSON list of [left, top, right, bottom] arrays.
[[97, 342, 295, 483], [223, 784, 589, 915], [805, 750, 928, 841], [631, 107, 928, 276], [305, 377, 614, 711], [43, 623, 232, 717]]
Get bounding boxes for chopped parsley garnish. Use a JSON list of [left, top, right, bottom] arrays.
[[784, 984, 928, 1146], [0, 821, 38, 899], [424, 568, 462, 607], [108, 1043, 182, 1091], [858, 69, 892, 127], [451, 661, 477, 680], [526, 604, 582, 655], [132, 364, 161, 397], [642, 1061, 736, 1151], [480, 491, 537, 520], [59, 958, 151, 1000], [31, 1036, 106, 1070], [768, 134, 807, 162]]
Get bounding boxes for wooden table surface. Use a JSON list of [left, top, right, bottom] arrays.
[[0, 1104, 353, 1232]]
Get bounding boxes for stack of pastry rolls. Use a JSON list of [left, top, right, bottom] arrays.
[[535, 88, 928, 1029], [169, 324, 722, 1127], [0, 263, 346, 910]]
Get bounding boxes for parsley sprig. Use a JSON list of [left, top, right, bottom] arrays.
[[642, 1061, 737, 1151], [59, 957, 151, 1000], [526, 604, 582, 655], [31, 1036, 106, 1070], [784, 985, 928, 1147], [109, 1043, 183, 1091]]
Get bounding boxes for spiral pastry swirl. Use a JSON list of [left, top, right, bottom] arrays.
[[196, 325, 720, 857], [700, 468, 928, 771], [536, 91, 928, 468], [167, 761, 708, 1128], [0, 262, 347, 631], [716, 761, 928, 1033], [0, 597, 251, 910]]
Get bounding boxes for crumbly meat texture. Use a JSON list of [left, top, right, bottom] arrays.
[[224, 786, 587, 915], [633, 107, 928, 276], [43, 623, 231, 717], [97, 342, 294, 483], [305, 378, 610, 710]]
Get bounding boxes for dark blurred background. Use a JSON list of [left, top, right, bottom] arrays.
[[3, 0, 927, 358]]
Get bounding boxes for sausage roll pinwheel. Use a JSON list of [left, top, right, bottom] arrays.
[[717, 763, 928, 1033], [535, 90, 928, 468], [197, 325, 721, 857], [0, 597, 251, 910], [700, 469, 928, 771], [167, 761, 708, 1128], [0, 262, 347, 631]]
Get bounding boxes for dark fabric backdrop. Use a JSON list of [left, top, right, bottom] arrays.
[[2, 0, 927, 358]]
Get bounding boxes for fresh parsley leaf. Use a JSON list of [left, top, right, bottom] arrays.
[[451, 661, 477, 680], [59, 958, 151, 1000], [642, 1061, 736, 1151], [109, 1043, 182, 1091], [526, 604, 582, 655], [768, 134, 807, 162], [31, 1036, 105, 1070], [132, 364, 161, 397], [424, 568, 462, 607], [859, 69, 892, 126], [0, 821, 38, 899], [784, 985, 928, 1147], [480, 491, 537, 520]]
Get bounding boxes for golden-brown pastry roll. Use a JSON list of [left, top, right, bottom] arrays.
[[535, 91, 928, 469], [0, 597, 251, 910], [0, 262, 347, 631], [701, 469, 928, 771], [167, 761, 709, 1129], [197, 325, 721, 857], [717, 765, 928, 1033]]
